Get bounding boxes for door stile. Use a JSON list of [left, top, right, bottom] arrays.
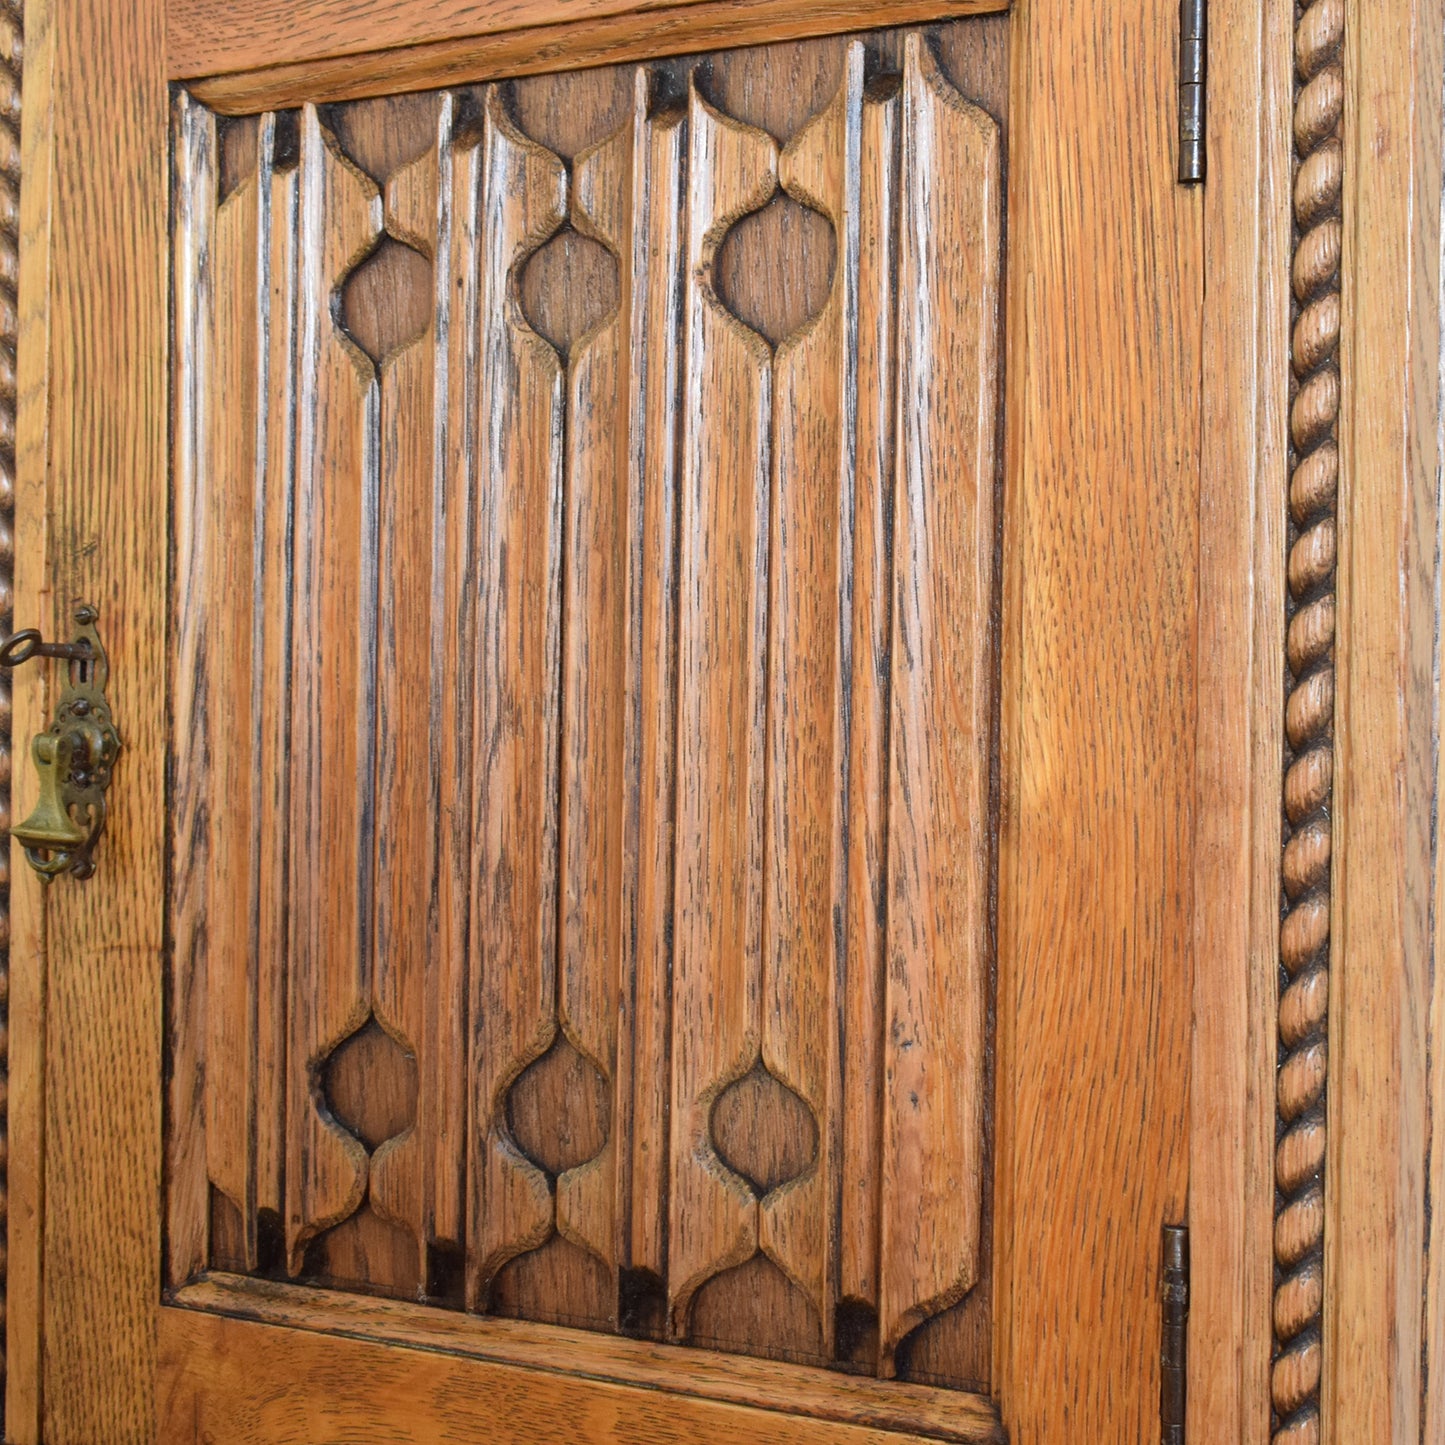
[[6, 0, 169, 1440], [993, 0, 1203, 1435], [9, 0, 49, 1434]]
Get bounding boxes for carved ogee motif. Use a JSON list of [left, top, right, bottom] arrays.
[[1274, 2, 1343, 1441], [879, 32, 1000, 1366], [169, 30, 1005, 1384]]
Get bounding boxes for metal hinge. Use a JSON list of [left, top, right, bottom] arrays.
[[1161, 1224, 1189, 1444], [1178, 0, 1206, 183]]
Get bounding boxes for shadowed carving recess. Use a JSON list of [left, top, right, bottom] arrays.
[[1272, 2, 1344, 1442], [168, 22, 1006, 1388]]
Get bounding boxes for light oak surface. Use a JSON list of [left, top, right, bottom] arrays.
[[7, 0, 48, 1431], [1188, 0, 1291, 1440], [165, 1275, 1006, 1443], [16, 0, 1445, 1439], [993, 0, 1201, 1434], [1327, 0, 1442, 1438], [181, 1, 1009, 116], [167, 0, 1007, 83], [166, 23, 1008, 1399], [6, 0, 169, 1439]]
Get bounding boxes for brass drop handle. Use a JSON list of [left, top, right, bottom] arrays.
[[0, 603, 121, 882]]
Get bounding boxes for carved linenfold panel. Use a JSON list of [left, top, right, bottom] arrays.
[[170, 20, 1006, 1389]]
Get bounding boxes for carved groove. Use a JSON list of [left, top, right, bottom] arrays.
[[0, 0, 19, 1411], [1273, 2, 1343, 1440]]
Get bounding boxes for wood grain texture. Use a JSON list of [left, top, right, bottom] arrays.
[[431, 94, 484, 1269], [168, 28, 1007, 1386], [993, 0, 1201, 1438], [839, 72, 897, 1321], [1188, 0, 1291, 1439], [182, 1, 1009, 118], [159, 1306, 995, 1443], [467, 84, 567, 1310], [168, 91, 223, 1282], [553, 89, 634, 1299], [168, 0, 1006, 85], [170, 93, 466, 1302], [878, 33, 998, 1367], [285, 103, 381, 1277], [12, 0, 169, 1435], [363, 104, 441, 1298], [5, 0, 43, 1430], [165, 1275, 1006, 1443], [616, 77, 684, 1296], [1325, 0, 1442, 1437], [753, 40, 859, 1358], [667, 71, 777, 1333]]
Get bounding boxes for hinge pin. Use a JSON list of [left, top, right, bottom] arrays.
[[1178, 0, 1206, 183], [1161, 1224, 1189, 1444]]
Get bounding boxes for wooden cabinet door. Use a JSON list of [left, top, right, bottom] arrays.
[[4, 1, 1205, 1441]]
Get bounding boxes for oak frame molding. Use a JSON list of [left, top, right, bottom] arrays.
[[165, 0, 1009, 81], [163, 1275, 1007, 1443], [1194, 0, 1445, 1438], [1189, 0, 1291, 1437], [1271, 1, 1345, 1439], [1325, 0, 1443, 1440], [171, 0, 1011, 116]]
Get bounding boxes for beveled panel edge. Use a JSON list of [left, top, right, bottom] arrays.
[[177, 0, 1009, 116], [168, 1274, 1006, 1443]]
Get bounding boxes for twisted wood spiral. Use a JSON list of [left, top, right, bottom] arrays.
[[1273, 2, 1342, 1440], [0, 0, 18, 1410]]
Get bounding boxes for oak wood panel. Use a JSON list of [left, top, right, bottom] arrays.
[[753, 42, 859, 1359], [615, 80, 684, 1298], [7, 0, 50, 1428], [285, 104, 380, 1277], [364, 116, 441, 1297], [167, 90, 218, 1287], [1187, 0, 1291, 1438], [10, 0, 170, 1435], [468, 86, 567, 1310], [157, 1309, 963, 1443], [164, 1275, 1006, 1443], [553, 92, 634, 1297], [993, 0, 1201, 1438], [667, 73, 776, 1334], [839, 73, 897, 1322], [1325, 0, 1442, 1436], [182, 1, 1009, 117], [429, 91, 483, 1265], [878, 33, 997, 1368], [168, 34, 1007, 1385], [256, 109, 299, 1241], [168, 0, 1007, 85]]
